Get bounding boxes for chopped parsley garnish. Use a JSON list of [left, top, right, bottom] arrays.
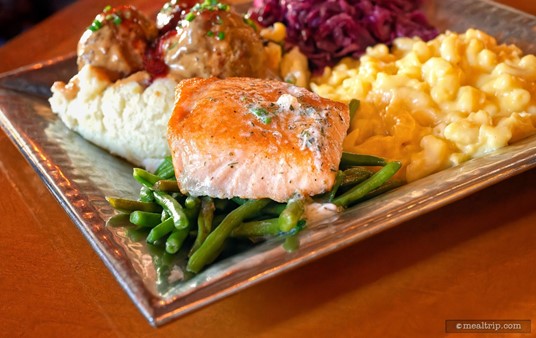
[[284, 74, 297, 85], [299, 129, 318, 150], [182, 0, 230, 42], [106, 13, 122, 25], [88, 8, 124, 32], [88, 19, 103, 32], [192, 0, 230, 12], [185, 12, 196, 22], [249, 107, 272, 124]]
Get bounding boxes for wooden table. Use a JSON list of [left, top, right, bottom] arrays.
[[1, 1, 534, 336]]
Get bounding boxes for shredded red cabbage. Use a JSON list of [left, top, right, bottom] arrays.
[[249, 0, 438, 73]]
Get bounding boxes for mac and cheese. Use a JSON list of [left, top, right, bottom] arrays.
[[312, 29, 536, 181]]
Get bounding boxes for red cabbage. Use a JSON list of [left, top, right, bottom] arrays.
[[249, 0, 438, 73]]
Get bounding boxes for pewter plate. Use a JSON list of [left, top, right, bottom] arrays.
[[1, 0, 535, 327]]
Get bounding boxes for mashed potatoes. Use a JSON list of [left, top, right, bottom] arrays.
[[49, 66, 177, 166], [312, 29, 536, 181]]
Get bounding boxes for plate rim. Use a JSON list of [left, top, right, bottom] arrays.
[[1, 0, 536, 327]]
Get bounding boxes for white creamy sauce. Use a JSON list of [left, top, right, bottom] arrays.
[[304, 202, 340, 223], [167, 265, 184, 284], [275, 93, 328, 170], [276, 93, 300, 112]]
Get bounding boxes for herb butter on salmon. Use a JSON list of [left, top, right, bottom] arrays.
[[167, 77, 350, 202]]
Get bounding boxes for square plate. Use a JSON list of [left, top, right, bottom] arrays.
[[1, 0, 535, 327]]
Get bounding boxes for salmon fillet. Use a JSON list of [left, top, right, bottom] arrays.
[[167, 77, 349, 202]]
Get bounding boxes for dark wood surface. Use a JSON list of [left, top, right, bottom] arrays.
[[0, 1, 534, 336]]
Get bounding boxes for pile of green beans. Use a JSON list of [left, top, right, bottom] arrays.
[[107, 153, 401, 273]]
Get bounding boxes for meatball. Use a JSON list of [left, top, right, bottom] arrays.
[[77, 5, 158, 80], [156, 0, 199, 34], [158, 7, 268, 80]]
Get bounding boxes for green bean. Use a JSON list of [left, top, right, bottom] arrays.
[[190, 197, 215, 256], [327, 170, 344, 202], [106, 213, 133, 228], [333, 161, 401, 208], [183, 196, 201, 225], [212, 214, 226, 228], [153, 190, 189, 230], [106, 196, 162, 213], [213, 198, 233, 211], [155, 156, 175, 179], [152, 180, 180, 192], [138, 186, 154, 202], [147, 217, 174, 244], [161, 209, 170, 222], [157, 167, 175, 180], [133, 168, 160, 187], [283, 234, 300, 252], [231, 218, 280, 238], [231, 197, 248, 205], [108, 153, 400, 272], [166, 228, 189, 254], [340, 152, 387, 167], [185, 196, 200, 209], [362, 179, 404, 200], [261, 202, 286, 216], [129, 211, 162, 229], [341, 167, 372, 186], [278, 197, 305, 232], [183, 208, 198, 224], [187, 198, 270, 273]]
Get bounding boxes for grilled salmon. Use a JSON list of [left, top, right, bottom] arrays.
[[167, 77, 349, 202]]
